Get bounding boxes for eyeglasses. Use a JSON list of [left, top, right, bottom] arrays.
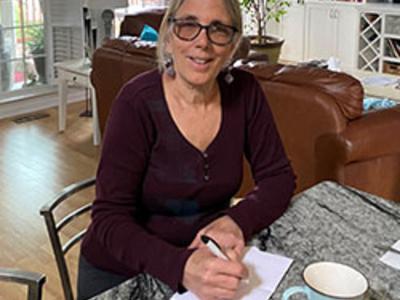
[[168, 17, 238, 46]]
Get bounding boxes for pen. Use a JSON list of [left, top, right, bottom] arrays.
[[388, 247, 400, 255], [377, 246, 400, 255], [201, 235, 229, 260]]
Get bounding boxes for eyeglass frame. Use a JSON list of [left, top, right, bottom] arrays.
[[168, 16, 239, 46]]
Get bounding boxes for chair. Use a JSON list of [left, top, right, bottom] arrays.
[[0, 268, 46, 300], [40, 177, 95, 300]]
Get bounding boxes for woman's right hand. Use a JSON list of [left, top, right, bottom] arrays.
[[182, 247, 248, 300]]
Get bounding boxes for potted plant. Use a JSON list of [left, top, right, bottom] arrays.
[[240, 0, 290, 63], [27, 26, 47, 83]]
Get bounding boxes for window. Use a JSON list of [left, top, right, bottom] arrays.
[[128, 0, 168, 7], [0, 0, 48, 97]]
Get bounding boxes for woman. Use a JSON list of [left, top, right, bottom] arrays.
[[78, 0, 296, 299]]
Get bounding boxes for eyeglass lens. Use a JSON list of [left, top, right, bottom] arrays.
[[172, 19, 236, 46]]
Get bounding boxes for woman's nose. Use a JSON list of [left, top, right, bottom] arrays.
[[194, 28, 210, 48]]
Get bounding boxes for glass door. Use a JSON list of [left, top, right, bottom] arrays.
[[0, 0, 48, 98]]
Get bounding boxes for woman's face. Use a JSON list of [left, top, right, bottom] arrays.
[[167, 0, 237, 88]]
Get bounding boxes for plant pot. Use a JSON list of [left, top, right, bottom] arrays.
[[0, 50, 11, 91], [248, 35, 284, 64]]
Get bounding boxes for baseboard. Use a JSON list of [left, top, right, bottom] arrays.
[[0, 87, 86, 120]]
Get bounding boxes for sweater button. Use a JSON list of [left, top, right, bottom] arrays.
[[203, 152, 208, 159], [204, 164, 209, 169], [204, 175, 210, 181]]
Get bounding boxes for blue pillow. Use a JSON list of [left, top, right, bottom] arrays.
[[139, 24, 158, 42]]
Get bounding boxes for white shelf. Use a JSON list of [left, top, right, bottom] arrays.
[[382, 56, 400, 63], [358, 12, 382, 72], [358, 11, 400, 74], [384, 34, 400, 40]]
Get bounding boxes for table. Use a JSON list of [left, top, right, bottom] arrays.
[[90, 181, 400, 300], [54, 59, 101, 146], [346, 69, 400, 103]]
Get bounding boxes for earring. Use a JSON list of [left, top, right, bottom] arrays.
[[165, 57, 176, 78], [224, 66, 234, 84]]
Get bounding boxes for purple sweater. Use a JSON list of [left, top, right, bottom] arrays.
[[81, 68, 296, 291]]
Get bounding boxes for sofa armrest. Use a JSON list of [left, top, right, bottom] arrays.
[[315, 105, 400, 183], [271, 83, 348, 191], [343, 105, 400, 162], [244, 64, 356, 192]]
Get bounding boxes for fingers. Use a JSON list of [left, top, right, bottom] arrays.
[[201, 266, 241, 291], [225, 248, 242, 262], [197, 270, 242, 300], [231, 237, 245, 255], [209, 254, 248, 285], [221, 259, 249, 282], [183, 248, 247, 300]]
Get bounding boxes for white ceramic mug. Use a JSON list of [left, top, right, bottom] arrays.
[[282, 262, 368, 300]]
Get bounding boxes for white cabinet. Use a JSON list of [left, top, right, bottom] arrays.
[[268, 2, 400, 73], [335, 5, 359, 69], [280, 4, 306, 62], [267, 3, 306, 62], [304, 2, 359, 70], [305, 4, 333, 60]]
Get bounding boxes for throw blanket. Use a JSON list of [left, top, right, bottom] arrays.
[[363, 97, 397, 111]]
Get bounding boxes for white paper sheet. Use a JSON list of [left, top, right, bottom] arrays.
[[171, 247, 293, 300], [380, 240, 400, 270]]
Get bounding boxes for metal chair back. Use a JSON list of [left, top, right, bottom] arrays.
[[40, 177, 95, 300], [0, 268, 46, 300]]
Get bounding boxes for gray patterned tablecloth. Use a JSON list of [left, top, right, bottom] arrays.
[[91, 181, 400, 300]]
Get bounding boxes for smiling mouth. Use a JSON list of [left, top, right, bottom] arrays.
[[188, 56, 213, 65]]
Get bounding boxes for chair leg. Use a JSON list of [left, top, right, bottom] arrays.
[[27, 281, 44, 300]]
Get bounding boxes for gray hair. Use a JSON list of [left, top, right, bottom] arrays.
[[156, 0, 243, 71]]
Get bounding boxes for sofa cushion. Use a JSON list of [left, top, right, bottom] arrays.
[[120, 9, 165, 37], [103, 37, 157, 58]]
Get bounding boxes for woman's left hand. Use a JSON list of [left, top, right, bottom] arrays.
[[189, 216, 245, 257]]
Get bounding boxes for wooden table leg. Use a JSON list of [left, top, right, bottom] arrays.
[[58, 76, 68, 132], [91, 84, 101, 146]]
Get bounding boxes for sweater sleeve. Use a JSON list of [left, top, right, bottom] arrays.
[[225, 77, 296, 241], [90, 83, 193, 291]]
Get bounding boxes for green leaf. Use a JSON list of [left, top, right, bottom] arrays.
[[240, 0, 291, 36]]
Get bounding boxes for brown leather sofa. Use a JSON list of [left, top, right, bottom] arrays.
[[91, 9, 400, 202]]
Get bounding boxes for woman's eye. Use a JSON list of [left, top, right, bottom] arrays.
[[180, 22, 198, 29], [211, 24, 230, 36]]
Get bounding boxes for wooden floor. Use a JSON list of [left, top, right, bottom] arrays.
[[0, 101, 100, 300]]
